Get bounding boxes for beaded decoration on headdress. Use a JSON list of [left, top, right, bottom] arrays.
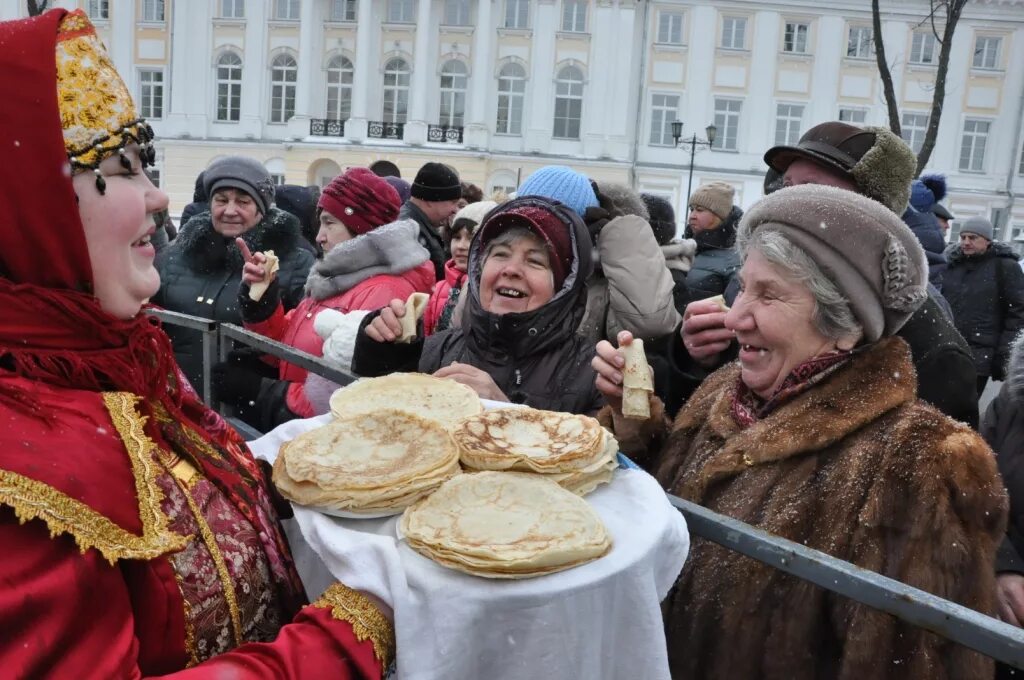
[[56, 10, 156, 195]]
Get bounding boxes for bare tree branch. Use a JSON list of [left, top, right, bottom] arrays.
[[872, 0, 902, 135], [27, 0, 49, 16], [916, 0, 968, 175]]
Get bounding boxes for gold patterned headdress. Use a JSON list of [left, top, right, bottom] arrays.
[[56, 10, 155, 194]]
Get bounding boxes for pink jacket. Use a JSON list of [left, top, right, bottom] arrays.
[[423, 259, 467, 336]]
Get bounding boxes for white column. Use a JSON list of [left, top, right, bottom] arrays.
[[346, 0, 375, 141], [288, 0, 319, 137], [600, 3, 638, 160], [463, 0, 494, 149], [747, 10, 781, 152], [405, 0, 435, 144], [525, 0, 558, 153], [165, 0, 211, 137], [682, 4, 716, 151], [240, 0, 269, 138], [0, 0, 21, 20], [809, 16, 844, 129], [109, 0, 134, 82], [581, 2, 615, 157]]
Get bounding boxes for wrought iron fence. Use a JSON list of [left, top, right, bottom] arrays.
[[310, 118, 346, 137], [427, 124, 464, 143], [367, 121, 404, 140]]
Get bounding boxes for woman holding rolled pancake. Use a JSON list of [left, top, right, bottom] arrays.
[[0, 10, 393, 677], [592, 185, 1006, 678], [231, 167, 435, 430], [332, 196, 604, 414]]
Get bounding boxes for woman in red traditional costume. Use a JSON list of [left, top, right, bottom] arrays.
[[0, 10, 393, 678]]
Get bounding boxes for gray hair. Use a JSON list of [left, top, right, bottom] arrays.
[[736, 228, 863, 341]]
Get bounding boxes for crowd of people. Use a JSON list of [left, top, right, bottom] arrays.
[[2, 7, 1024, 679]]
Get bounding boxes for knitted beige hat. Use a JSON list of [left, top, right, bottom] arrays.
[[739, 184, 928, 342], [688, 181, 735, 219]]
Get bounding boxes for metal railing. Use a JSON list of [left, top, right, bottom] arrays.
[[309, 117, 346, 137], [150, 308, 1024, 670], [427, 124, 464, 143], [367, 121, 404, 140]]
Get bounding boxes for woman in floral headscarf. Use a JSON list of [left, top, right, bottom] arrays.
[[0, 10, 391, 678]]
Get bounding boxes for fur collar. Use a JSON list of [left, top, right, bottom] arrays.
[[948, 240, 1020, 266], [660, 239, 697, 272], [304, 220, 429, 300], [1007, 330, 1024, 404], [174, 208, 305, 274], [668, 337, 917, 498]]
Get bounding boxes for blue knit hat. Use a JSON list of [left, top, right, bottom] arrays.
[[909, 173, 947, 213], [517, 165, 598, 218]]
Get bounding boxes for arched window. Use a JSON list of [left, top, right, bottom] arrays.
[[326, 55, 354, 120], [496, 62, 526, 135], [553, 65, 584, 140], [382, 58, 410, 124], [216, 51, 243, 122], [439, 60, 467, 127], [309, 159, 343, 188], [270, 54, 298, 123]]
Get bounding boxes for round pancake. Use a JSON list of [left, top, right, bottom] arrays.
[[329, 373, 483, 429]]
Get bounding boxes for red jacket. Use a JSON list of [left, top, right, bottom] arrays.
[[247, 261, 435, 417], [423, 259, 468, 336]]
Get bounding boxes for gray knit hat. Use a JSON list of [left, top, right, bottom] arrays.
[[688, 181, 735, 219], [959, 215, 994, 241], [204, 156, 276, 216], [739, 184, 928, 342]]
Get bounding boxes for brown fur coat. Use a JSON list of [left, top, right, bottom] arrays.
[[605, 337, 1007, 679]]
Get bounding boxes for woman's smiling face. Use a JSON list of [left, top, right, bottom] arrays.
[[479, 230, 555, 315]]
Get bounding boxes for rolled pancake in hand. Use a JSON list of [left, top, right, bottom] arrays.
[[621, 339, 653, 419], [397, 292, 430, 343], [705, 294, 730, 312], [248, 250, 280, 302]]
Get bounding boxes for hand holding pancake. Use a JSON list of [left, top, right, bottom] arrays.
[[681, 296, 733, 369], [365, 299, 408, 343], [236, 237, 279, 301], [433, 362, 509, 401], [592, 330, 635, 413]]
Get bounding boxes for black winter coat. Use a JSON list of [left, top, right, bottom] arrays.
[[681, 206, 742, 307], [353, 197, 604, 415], [153, 208, 315, 391], [903, 206, 948, 288], [399, 200, 446, 281], [944, 242, 1024, 380]]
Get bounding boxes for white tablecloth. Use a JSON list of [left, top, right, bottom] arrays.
[[250, 415, 689, 680]]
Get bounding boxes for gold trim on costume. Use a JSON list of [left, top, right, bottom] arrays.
[[312, 583, 396, 667], [0, 392, 186, 564]]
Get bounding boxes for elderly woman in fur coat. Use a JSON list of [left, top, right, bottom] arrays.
[[594, 184, 1007, 679]]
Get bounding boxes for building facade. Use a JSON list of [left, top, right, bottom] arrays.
[[3, 0, 1023, 241]]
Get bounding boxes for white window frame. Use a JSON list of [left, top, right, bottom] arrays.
[[138, 68, 164, 120], [901, 111, 929, 154], [657, 11, 684, 45], [443, 0, 470, 25], [504, 0, 529, 29], [382, 58, 411, 124], [325, 55, 353, 120], [960, 118, 991, 173], [274, 0, 300, 20], [712, 98, 741, 151], [783, 22, 809, 54], [774, 103, 805, 146], [387, 0, 415, 23], [496, 62, 526, 136], [142, 0, 164, 22], [553, 65, 584, 140], [838, 107, 867, 124], [215, 51, 243, 122], [220, 0, 244, 19], [269, 54, 298, 124], [86, 0, 109, 20], [847, 26, 873, 59], [649, 93, 679, 147], [561, 0, 587, 33], [439, 60, 468, 128], [973, 36, 1001, 69], [910, 30, 938, 65], [720, 16, 746, 50], [330, 0, 356, 22]]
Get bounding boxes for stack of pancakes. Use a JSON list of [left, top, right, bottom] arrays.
[[453, 407, 618, 496], [273, 409, 461, 515], [399, 471, 612, 579], [329, 372, 483, 429]]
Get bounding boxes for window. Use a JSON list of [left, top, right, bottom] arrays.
[[146, 167, 161, 188], [274, 0, 300, 20], [847, 26, 873, 58], [561, 0, 586, 33], [215, 51, 243, 122], [900, 112, 929, 154], [331, 0, 356, 21], [910, 30, 937, 64], [439, 60, 467, 128], [86, 0, 108, 20], [270, 54, 297, 123], [382, 58, 410, 124], [443, 0, 470, 25], [387, 0, 415, 23], [553, 65, 584, 140], [142, 0, 164, 22], [657, 11, 684, 45], [649, 94, 679, 146], [960, 119, 990, 172], [774, 104, 804, 146], [783, 22, 809, 53], [504, 0, 529, 29], [496, 62, 526, 135], [269, 174, 286, 186], [721, 16, 746, 50], [712, 98, 741, 151], [838, 107, 867, 124], [973, 36, 1001, 69], [325, 55, 353, 120], [220, 0, 244, 18], [138, 69, 164, 120]]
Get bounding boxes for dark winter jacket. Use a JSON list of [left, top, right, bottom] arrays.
[[178, 172, 209, 231], [944, 242, 1024, 380], [153, 208, 315, 391], [352, 197, 604, 415], [274, 184, 319, 251], [903, 206, 948, 288], [399, 200, 446, 281], [681, 206, 742, 307]]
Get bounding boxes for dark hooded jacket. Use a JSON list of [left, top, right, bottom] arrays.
[[153, 207, 315, 391], [903, 206, 948, 288], [179, 172, 209, 230], [681, 206, 743, 307], [944, 241, 1024, 380], [399, 200, 446, 281], [352, 197, 604, 414]]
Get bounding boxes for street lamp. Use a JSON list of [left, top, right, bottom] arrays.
[[671, 121, 718, 211]]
